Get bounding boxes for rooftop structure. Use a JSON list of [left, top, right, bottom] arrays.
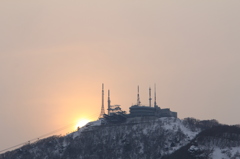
[[129, 85, 177, 118], [103, 88, 127, 123], [99, 84, 177, 123]]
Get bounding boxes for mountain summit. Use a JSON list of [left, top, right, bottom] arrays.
[[1, 117, 240, 159]]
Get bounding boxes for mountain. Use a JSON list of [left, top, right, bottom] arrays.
[[1, 117, 239, 159], [163, 124, 240, 159]]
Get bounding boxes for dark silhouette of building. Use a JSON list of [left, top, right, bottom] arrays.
[[129, 85, 177, 118], [99, 84, 177, 123]]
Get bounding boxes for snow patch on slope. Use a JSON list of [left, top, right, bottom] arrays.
[[70, 119, 102, 139], [160, 117, 199, 139], [155, 117, 200, 154], [212, 147, 240, 159]]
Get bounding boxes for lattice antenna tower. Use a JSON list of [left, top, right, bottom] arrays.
[[107, 89, 111, 115], [99, 83, 105, 118], [149, 87, 152, 107], [154, 84, 157, 108], [137, 85, 141, 106]]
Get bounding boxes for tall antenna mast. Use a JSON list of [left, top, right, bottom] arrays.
[[149, 87, 152, 107], [107, 89, 111, 115], [99, 83, 105, 118], [154, 84, 157, 108], [137, 85, 141, 106]]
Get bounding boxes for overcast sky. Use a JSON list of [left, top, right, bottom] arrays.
[[1, 0, 240, 151]]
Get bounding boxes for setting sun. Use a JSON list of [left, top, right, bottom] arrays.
[[76, 119, 91, 129]]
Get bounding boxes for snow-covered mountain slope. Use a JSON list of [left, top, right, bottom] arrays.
[[163, 125, 240, 159], [1, 117, 237, 159], [67, 117, 200, 159]]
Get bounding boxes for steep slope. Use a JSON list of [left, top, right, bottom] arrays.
[[163, 125, 240, 159], [0, 117, 201, 159]]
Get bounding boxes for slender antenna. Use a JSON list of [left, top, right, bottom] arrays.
[[108, 89, 111, 115], [137, 85, 141, 106], [99, 83, 105, 118], [149, 87, 152, 107], [154, 84, 157, 108]]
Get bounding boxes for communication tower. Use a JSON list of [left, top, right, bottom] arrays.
[[149, 87, 152, 107], [137, 85, 141, 106], [154, 84, 157, 108], [99, 83, 105, 118]]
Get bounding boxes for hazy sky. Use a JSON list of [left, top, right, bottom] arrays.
[[1, 0, 240, 151]]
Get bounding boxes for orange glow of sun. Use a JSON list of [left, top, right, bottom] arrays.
[[76, 119, 90, 128]]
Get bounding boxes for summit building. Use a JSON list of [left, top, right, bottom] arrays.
[[99, 84, 177, 124]]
